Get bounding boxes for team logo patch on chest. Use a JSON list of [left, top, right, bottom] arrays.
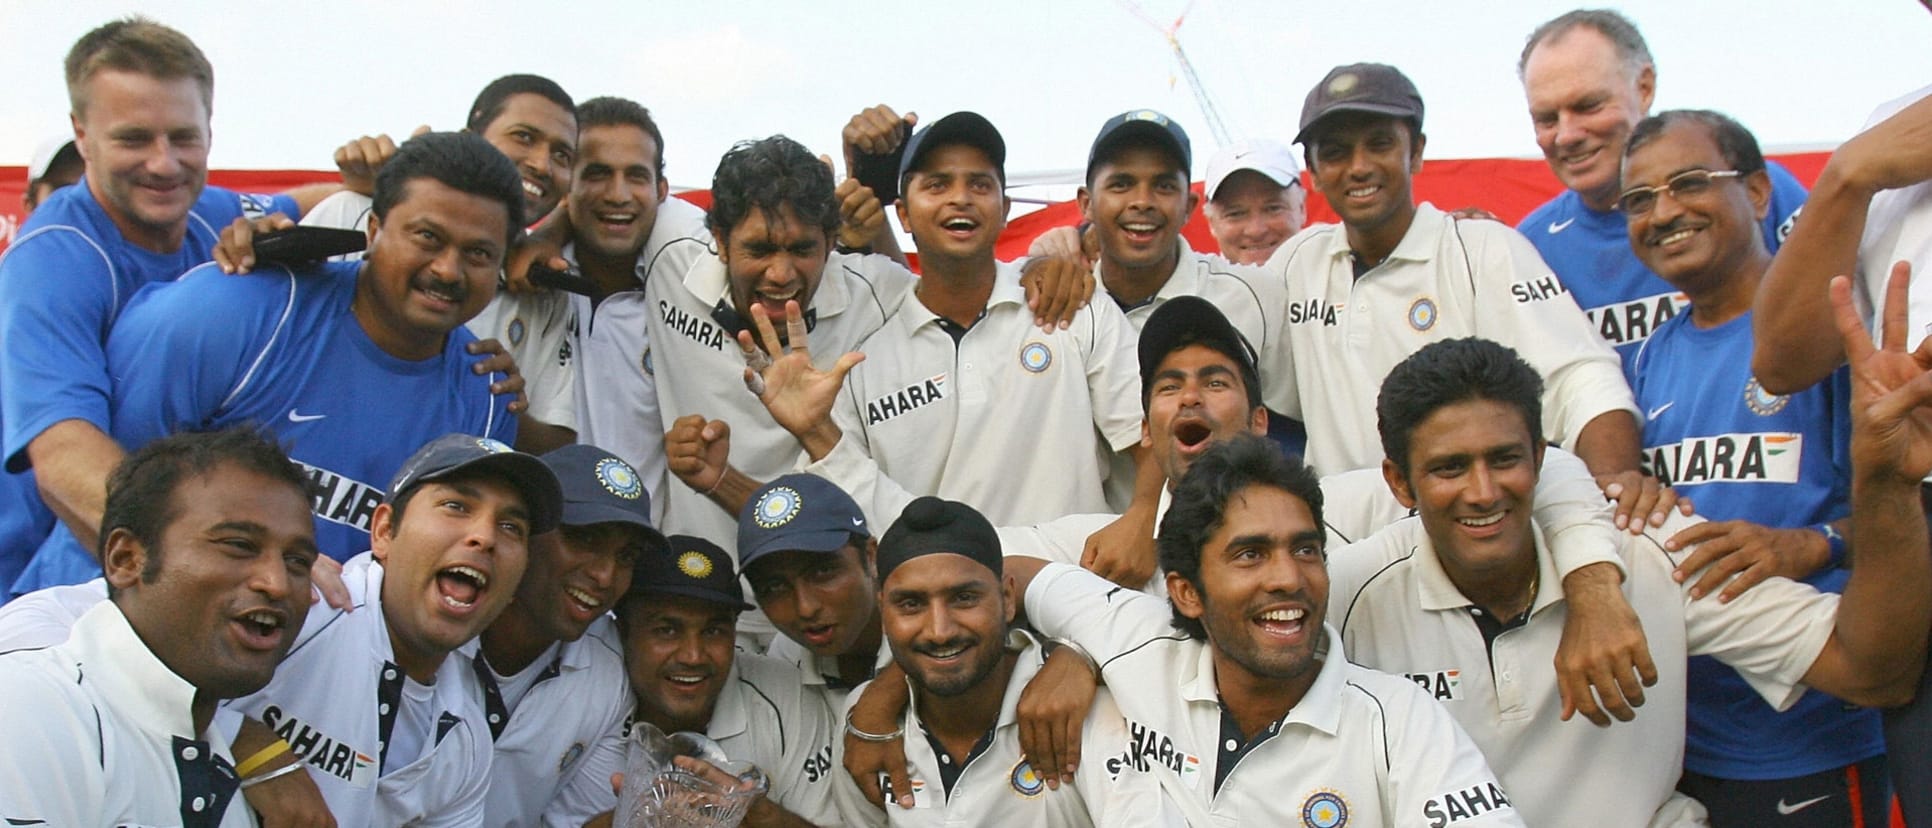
[[866, 374, 948, 425], [1408, 297, 1438, 332], [1743, 377, 1790, 416], [1011, 760, 1046, 797], [1302, 789, 1350, 827], [507, 317, 527, 347], [559, 742, 585, 774], [1020, 342, 1053, 373]]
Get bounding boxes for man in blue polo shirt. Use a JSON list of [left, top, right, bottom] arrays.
[[0, 17, 332, 598], [1516, 9, 1807, 375]]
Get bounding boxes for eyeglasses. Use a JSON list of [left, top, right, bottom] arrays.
[[1616, 169, 1744, 215]]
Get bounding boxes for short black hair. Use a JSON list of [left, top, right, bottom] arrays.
[[1156, 435, 1323, 640], [1376, 338, 1544, 478], [707, 136, 840, 244], [577, 96, 667, 179], [466, 73, 575, 133], [1625, 109, 1765, 175], [372, 131, 526, 243], [1519, 9, 1653, 79], [100, 427, 314, 597]]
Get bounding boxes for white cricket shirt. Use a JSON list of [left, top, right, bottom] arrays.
[[480, 616, 632, 827]]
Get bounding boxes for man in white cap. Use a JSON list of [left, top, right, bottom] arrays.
[[1201, 139, 1305, 265], [21, 135, 83, 214]]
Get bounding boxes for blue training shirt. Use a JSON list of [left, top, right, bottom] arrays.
[[1520, 161, 1807, 379], [0, 182, 296, 598], [1632, 308, 1883, 780]]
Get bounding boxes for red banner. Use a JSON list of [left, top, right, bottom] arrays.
[[0, 152, 1832, 261]]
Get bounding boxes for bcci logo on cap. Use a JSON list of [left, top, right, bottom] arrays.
[[753, 486, 803, 528], [678, 550, 714, 579], [1128, 110, 1168, 126], [1328, 73, 1360, 97], [476, 438, 512, 454], [596, 457, 642, 500]]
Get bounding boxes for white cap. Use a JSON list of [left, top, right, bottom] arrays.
[[27, 134, 78, 184], [1203, 139, 1301, 201]]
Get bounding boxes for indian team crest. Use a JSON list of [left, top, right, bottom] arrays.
[[1743, 377, 1789, 416], [641, 345, 654, 377], [1020, 342, 1053, 373], [753, 486, 802, 528], [596, 457, 642, 500], [1328, 73, 1359, 97], [1302, 789, 1349, 828], [1010, 760, 1046, 797], [558, 742, 585, 774], [678, 550, 714, 579], [1407, 297, 1438, 332], [507, 317, 527, 348], [1129, 110, 1169, 126], [477, 438, 513, 454]]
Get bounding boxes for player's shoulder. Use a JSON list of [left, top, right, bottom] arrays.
[[734, 648, 815, 699], [1333, 656, 1448, 719], [574, 615, 630, 674], [1517, 191, 1573, 230]]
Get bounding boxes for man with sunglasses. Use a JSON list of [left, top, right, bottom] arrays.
[[1621, 110, 1885, 828], [1517, 10, 1808, 376]]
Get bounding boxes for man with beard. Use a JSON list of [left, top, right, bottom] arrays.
[[1004, 438, 1519, 826], [613, 534, 841, 827], [0, 17, 330, 599], [297, 74, 584, 454], [831, 497, 1176, 827], [1517, 10, 1807, 374], [35, 132, 522, 568], [230, 432, 562, 824], [0, 427, 318, 827], [477, 444, 667, 827]]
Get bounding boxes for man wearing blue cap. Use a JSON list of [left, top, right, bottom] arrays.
[[478, 444, 668, 827], [755, 108, 1149, 579], [614, 534, 841, 828]]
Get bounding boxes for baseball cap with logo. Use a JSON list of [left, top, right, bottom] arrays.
[[386, 433, 564, 535], [1087, 109, 1193, 181], [26, 135, 79, 186], [1204, 139, 1302, 202], [621, 534, 754, 611], [1294, 63, 1425, 146], [1137, 295, 1260, 398], [539, 444, 667, 552], [737, 474, 869, 570], [899, 111, 1007, 185]]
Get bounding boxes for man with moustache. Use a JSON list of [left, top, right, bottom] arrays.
[[832, 497, 1176, 827], [0, 428, 319, 827], [298, 74, 585, 454], [0, 17, 328, 598], [231, 433, 562, 825], [614, 534, 841, 827], [1265, 62, 1641, 481], [28, 132, 523, 571], [1621, 111, 1883, 826], [478, 444, 668, 827], [1517, 9, 1807, 373]]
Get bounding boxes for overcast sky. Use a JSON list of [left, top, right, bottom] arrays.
[[3, 0, 1927, 189]]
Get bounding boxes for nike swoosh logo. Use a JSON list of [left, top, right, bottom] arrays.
[[287, 410, 326, 423], [1646, 402, 1673, 421], [1547, 218, 1575, 234], [851, 517, 865, 527], [1776, 795, 1830, 815]]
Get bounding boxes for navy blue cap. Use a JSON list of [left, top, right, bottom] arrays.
[[1087, 109, 1192, 181], [621, 534, 753, 612], [540, 444, 668, 551], [386, 434, 564, 534], [898, 111, 1006, 185], [737, 474, 868, 570], [1295, 63, 1424, 145], [1138, 295, 1260, 395]]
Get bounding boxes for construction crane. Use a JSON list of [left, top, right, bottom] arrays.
[[1115, 0, 1233, 147]]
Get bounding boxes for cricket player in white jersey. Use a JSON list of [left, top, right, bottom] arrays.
[[0, 428, 318, 827], [228, 433, 562, 825], [613, 534, 842, 827]]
